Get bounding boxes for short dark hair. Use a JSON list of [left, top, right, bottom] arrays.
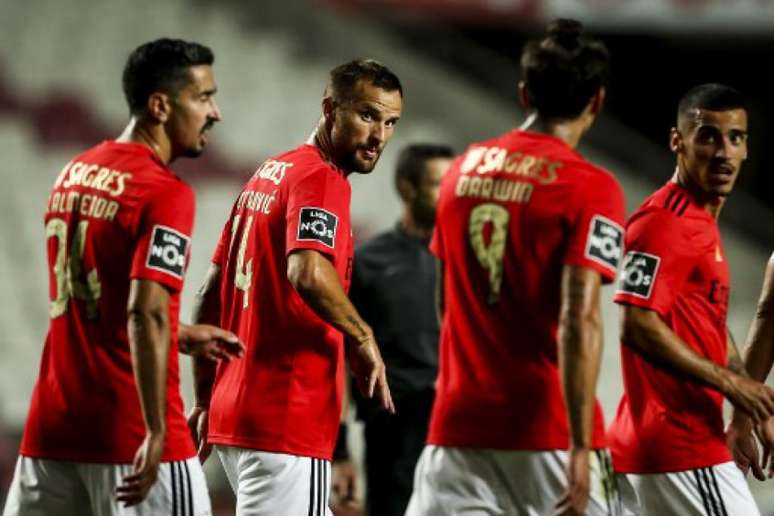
[[122, 38, 214, 115], [677, 83, 747, 125], [395, 143, 454, 191], [520, 19, 610, 120], [328, 59, 403, 103]]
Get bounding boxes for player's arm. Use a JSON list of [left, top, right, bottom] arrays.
[[728, 255, 774, 478], [287, 249, 394, 413], [621, 304, 774, 423], [555, 265, 602, 514], [738, 255, 774, 382], [186, 263, 224, 462], [117, 279, 171, 506]]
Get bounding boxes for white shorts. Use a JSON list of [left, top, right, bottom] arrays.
[[405, 445, 621, 515], [618, 461, 759, 516], [2, 455, 211, 516], [216, 445, 332, 516]]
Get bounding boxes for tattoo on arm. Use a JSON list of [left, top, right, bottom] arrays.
[[346, 314, 370, 342]]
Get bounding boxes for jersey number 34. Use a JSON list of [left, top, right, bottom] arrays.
[[46, 218, 101, 319]]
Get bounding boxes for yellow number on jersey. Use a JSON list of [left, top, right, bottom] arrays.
[[46, 218, 101, 319], [231, 214, 254, 309], [468, 203, 510, 304]]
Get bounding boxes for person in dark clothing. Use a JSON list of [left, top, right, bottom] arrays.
[[332, 143, 454, 516]]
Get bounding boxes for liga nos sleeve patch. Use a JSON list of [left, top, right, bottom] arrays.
[[146, 225, 189, 279], [585, 215, 624, 271], [297, 207, 338, 248], [617, 251, 660, 299]]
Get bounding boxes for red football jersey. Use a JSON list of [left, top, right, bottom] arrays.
[[428, 130, 625, 450], [608, 181, 731, 473], [20, 141, 197, 463], [207, 144, 353, 460]]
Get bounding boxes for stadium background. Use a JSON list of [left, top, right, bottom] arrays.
[[1, 0, 773, 513]]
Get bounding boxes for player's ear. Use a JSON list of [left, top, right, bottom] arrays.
[[322, 96, 336, 125], [397, 177, 416, 202], [147, 92, 171, 123], [669, 127, 684, 154]]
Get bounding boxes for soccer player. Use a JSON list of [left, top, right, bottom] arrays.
[[406, 19, 625, 516], [608, 84, 774, 515], [3, 38, 244, 516], [187, 59, 401, 514], [333, 143, 453, 515]]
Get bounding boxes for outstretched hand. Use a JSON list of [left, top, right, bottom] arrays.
[[179, 323, 244, 362]]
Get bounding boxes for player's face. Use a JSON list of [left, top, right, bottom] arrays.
[[674, 108, 748, 199], [410, 157, 452, 227], [167, 65, 222, 158], [330, 81, 402, 174]]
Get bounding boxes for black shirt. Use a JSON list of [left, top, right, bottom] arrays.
[[350, 224, 439, 402]]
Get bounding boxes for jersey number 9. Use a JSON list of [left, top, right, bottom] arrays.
[[468, 203, 510, 304]]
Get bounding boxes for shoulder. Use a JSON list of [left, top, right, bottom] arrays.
[[573, 160, 623, 194]]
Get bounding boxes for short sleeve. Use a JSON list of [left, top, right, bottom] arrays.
[[286, 168, 350, 258], [564, 173, 626, 283], [614, 210, 696, 317], [130, 181, 195, 292]]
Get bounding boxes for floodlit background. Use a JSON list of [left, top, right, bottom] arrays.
[[2, 0, 774, 513]]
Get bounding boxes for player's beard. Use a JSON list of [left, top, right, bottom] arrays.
[[344, 148, 382, 174], [412, 198, 437, 229]]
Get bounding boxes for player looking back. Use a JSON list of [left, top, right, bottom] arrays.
[[406, 19, 625, 516], [188, 59, 401, 515], [3, 38, 244, 516], [609, 84, 772, 515]]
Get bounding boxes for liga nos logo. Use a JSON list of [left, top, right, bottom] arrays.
[[146, 225, 189, 279], [618, 251, 660, 299], [585, 215, 623, 271], [298, 207, 338, 248]]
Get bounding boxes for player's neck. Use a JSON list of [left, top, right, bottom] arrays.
[[518, 112, 587, 149], [311, 122, 345, 175], [400, 212, 433, 240], [671, 168, 725, 219], [116, 118, 172, 165]]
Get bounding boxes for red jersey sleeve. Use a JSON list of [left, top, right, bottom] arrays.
[[211, 208, 236, 267], [564, 172, 626, 283], [286, 167, 349, 258], [429, 225, 444, 259], [614, 209, 695, 317], [130, 181, 195, 292]]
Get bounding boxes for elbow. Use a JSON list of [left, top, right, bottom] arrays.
[[287, 258, 321, 297], [559, 304, 602, 354], [620, 307, 651, 350], [127, 304, 168, 329]]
